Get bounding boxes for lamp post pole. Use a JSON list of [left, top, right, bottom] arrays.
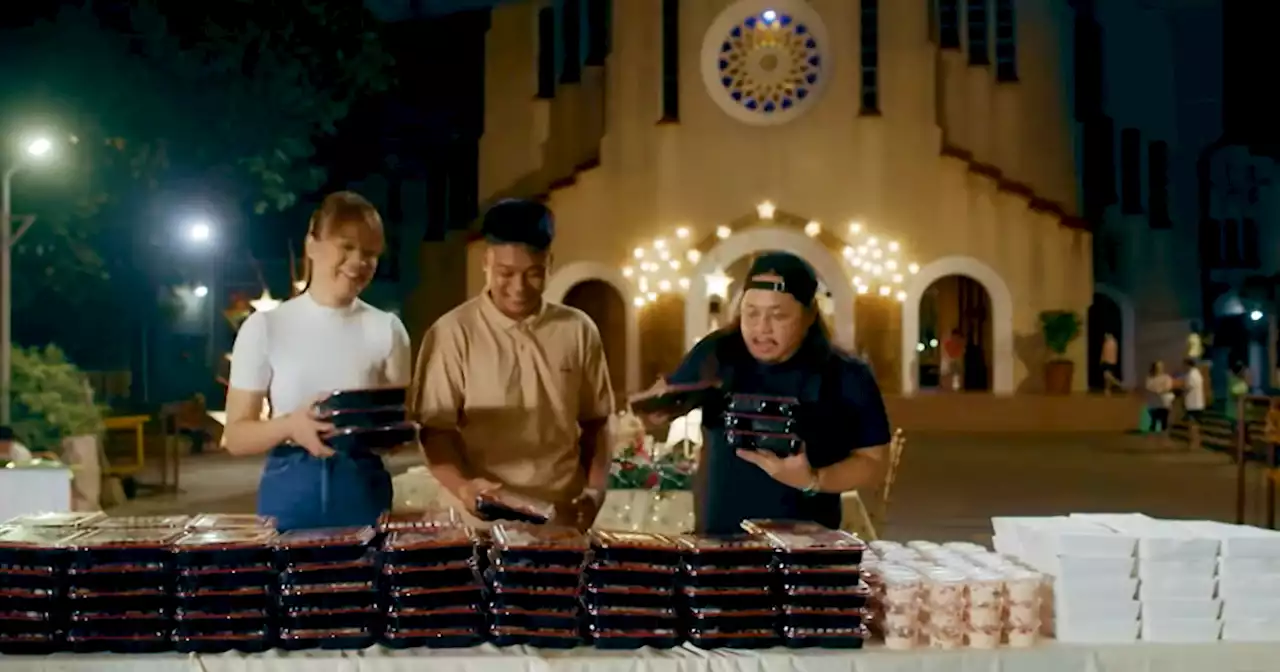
[[1, 164, 16, 425]]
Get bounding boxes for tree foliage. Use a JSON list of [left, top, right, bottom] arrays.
[[11, 344, 105, 454], [3, 0, 394, 356]]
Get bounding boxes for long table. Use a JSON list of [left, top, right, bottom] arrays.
[[3, 641, 1279, 672]]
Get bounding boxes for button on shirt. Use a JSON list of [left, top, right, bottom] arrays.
[[411, 293, 615, 513]]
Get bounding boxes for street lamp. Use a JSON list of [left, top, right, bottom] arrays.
[[187, 219, 212, 245], [193, 284, 209, 298], [1, 133, 57, 425]]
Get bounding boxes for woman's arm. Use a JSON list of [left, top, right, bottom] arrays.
[[223, 314, 288, 456]]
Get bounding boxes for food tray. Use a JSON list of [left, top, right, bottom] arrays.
[[739, 519, 831, 534], [486, 583, 579, 611], [313, 387, 407, 414], [582, 585, 674, 610], [326, 407, 407, 430], [490, 626, 580, 649], [3, 511, 105, 528], [590, 628, 680, 650], [280, 555, 379, 586], [725, 394, 800, 417], [686, 629, 779, 650], [382, 528, 475, 566], [386, 606, 486, 631], [680, 587, 775, 611], [0, 610, 56, 634], [682, 566, 773, 589], [177, 565, 276, 592], [94, 515, 191, 529], [583, 562, 680, 589], [0, 566, 59, 591], [487, 564, 581, 589], [173, 631, 271, 654], [0, 526, 82, 566], [173, 609, 270, 635], [186, 514, 276, 530], [281, 605, 380, 630], [777, 565, 863, 587], [723, 413, 799, 435], [628, 381, 720, 417], [277, 582, 379, 610], [176, 587, 274, 613], [782, 624, 868, 649], [763, 530, 866, 566], [677, 534, 775, 568], [66, 588, 171, 613], [377, 510, 461, 532], [0, 588, 59, 612], [490, 524, 587, 566], [687, 608, 779, 632], [724, 429, 804, 457], [388, 585, 484, 611], [490, 606, 579, 631], [583, 605, 678, 631], [277, 626, 376, 651], [70, 528, 184, 567], [66, 633, 171, 654], [68, 610, 170, 635], [65, 564, 171, 592], [382, 561, 477, 588], [0, 632, 58, 655], [777, 584, 871, 609], [274, 527, 376, 565], [381, 628, 485, 649], [476, 492, 556, 525], [590, 530, 682, 566], [173, 528, 276, 568], [781, 606, 865, 630], [323, 422, 418, 453]]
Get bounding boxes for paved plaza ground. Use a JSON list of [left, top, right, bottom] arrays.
[[108, 433, 1267, 541]]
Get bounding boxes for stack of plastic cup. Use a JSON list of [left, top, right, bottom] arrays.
[[923, 567, 967, 649], [871, 566, 924, 650], [964, 568, 1005, 649], [1003, 568, 1043, 647]]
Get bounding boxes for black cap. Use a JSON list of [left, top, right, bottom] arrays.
[[745, 252, 819, 306], [0, 426, 12, 441], [481, 199, 555, 251]]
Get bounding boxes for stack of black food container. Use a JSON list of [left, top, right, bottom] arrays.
[[678, 533, 781, 649], [172, 520, 277, 654], [0, 519, 96, 655], [65, 525, 186, 653], [747, 522, 870, 649], [581, 531, 682, 649], [275, 527, 379, 650], [312, 387, 417, 454], [485, 523, 587, 648], [380, 526, 486, 648], [723, 394, 805, 459]]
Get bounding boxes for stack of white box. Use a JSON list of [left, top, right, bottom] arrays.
[[1071, 514, 1221, 643], [1178, 520, 1280, 642], [991, 516, 1139, 643]]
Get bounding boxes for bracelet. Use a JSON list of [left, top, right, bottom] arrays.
[[801, 470, 821, 496]]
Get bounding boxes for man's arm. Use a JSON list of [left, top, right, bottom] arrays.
[[813, 358, 892, 493], [410, 320, 472, 498], [579, 322, 616, 498]]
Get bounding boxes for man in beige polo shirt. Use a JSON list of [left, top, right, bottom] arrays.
[[411, 199, 614, 529]]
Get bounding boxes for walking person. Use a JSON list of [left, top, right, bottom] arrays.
[[1144, 361, 1174, 447], [1179, 357, 1207, 452]]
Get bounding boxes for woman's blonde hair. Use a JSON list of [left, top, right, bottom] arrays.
[[302, 191, 384, 289]]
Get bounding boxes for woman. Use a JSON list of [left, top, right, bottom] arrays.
[[1144, 361, 1173, 443], [641, 252, 891, 534], [224, 191, 412, 531], [1225, 362, 1251, 442]]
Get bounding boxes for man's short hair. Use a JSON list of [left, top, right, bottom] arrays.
[[481, 199, 554, 252]]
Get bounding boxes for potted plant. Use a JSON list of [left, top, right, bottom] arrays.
[[1039, 310, 1082, 394], [11, 344, 105, 456]]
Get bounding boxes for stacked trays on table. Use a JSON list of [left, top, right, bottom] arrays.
[[582, 531, 682, 650], [678, 534, 780, 649], [0, 525, 84, 654], [65, 528, 184, 653], [761, 527, 871, 649], [186, 514, 275, 530], [723, 394, 805, 458], [380, 527, 486, 649], [274, 527, 379, 650], [485, 523, 588, 648], [172, 527, 277, 653]]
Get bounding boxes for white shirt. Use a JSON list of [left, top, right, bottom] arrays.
[[1184, 368, 1205, 411], [4, 441, 32, 462], [229, 293, 412, 417]]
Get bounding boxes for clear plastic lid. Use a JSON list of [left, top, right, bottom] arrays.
[[3, 511, 106, 528], [186, 514, 275, 530], [0, 526, 83, 548], [72, 528, 184, 548], [274, 527, 376, 549], [923, 567, 968, 584], [490, 523, 587, 551], [590, 530, 679, 550], [476, 491, 557, 522], [383, 528, 474, 551], [763, 529, 866, 553], [95, 515, 191, 529], [676, 534, 773, 552], [377, 509, 459, 531], [740, 519, 831, 535], [942, 541, 988, 554], [173, 529, 276, 550]]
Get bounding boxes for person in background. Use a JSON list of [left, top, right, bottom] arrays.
[[1179, 357, 1207, 451], [0, 426, 33, 463], [1100, 333, 1123, 394], [412, 199, 615, 531], [941, 329, 964, 391], [1225, 362, 1251, 443], [639, 252, 891, 534], [1144, 361, 1174, 446], [223, 191, 412, 531]]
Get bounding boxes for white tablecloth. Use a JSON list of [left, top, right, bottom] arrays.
[[3, 641, 1280, 672], [0, 467, 72, 523]]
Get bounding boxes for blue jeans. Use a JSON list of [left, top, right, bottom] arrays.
[[257, 445, 392, 531]]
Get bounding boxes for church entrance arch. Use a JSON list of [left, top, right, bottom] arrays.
[[545, 261, 640, 392]]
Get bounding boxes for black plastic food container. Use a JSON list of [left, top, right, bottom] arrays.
[[274, 527, 376, 565], [313, 387, 407, 415]]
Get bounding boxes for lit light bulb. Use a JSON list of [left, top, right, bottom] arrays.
[[686, 249, 701, 263], [676, 227, 690, 239], [716, 226, 732, 239], [622, 266, 634, 278], [896, 290, 907, 301], [804, 221, 821, 237], [872, 249, 883, 259], [868, 237, 878, 246], [916, 342, 926, 352], [647, 291, 658, 301], [633, 247, 645, 259], [852, 276, 863, 287], [678, 277, 690, 289], [878, 286, 891, 297], [842, 246, 855, 258], [669, 260, 681, 270], [908, 262, 920, 274], [857, 246, 868, 255], [658, 279, 672, 292], [654, 238, 667, 249], [888, 241, 900, 252], [892, 273, 903, 283], [856, 285, 869, 295], [658, 249, 671, 261], [705, 270, 733, 299], [633, 296, 646, 308], [639, 278, 650, 292], [849, 221, 863, 234], [851, 259, 863, 269], [885, 260, 898, 271], [929, 338, 939, 348], [756, 201, 776, 219]]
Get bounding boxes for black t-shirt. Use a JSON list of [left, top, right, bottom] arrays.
[[668, 332, 892, 535]]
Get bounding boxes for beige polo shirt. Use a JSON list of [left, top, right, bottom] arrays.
[[412, 292, 615, 513]]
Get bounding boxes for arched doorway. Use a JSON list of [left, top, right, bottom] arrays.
[[544, 261, 640, 392], [914, 275, 993, 391], [1087, 293, 1123, 391], [563, 280, 628, 395]]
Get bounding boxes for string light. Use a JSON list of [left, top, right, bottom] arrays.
[[804, 221, 821, 237], [756, 201, 776, 219]]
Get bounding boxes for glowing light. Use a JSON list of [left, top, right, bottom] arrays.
[[892, 274, 903, 283], [686, 249, 701, 263], [654, 238, 667, 249], [633, 248, 645, 259], [633, 296, 646, 308], [250, 290, 281, 313], [668, 260, 681, 270], [658, 279, 672, 292], [622, 266, 634, 278], [908, 263, 920, 274], [658, 249, 671, 261], [678, 277, 690, 289], [929, 338, 939, 348], [188, 221, 212, 243], [888, 241, 900, 252], [646, 291, 657, 301], [716, 226, 732, 239], [25, 137, 52, 157], [916, 342, 926, 352], [878, 286, 891, 297], [762, 9, 778, 22], [856, 285, 869, 295], [842, 246, 855, 259], [756, 201, 776, 220], [193, 284, 209, 298], [896, 290, 907, 301], [868, 237, 878, 246], [1251, 310, 1264, 322], [849, 221, 863, 234], [804, 221, 821, 237], [886, 260, 898, 271], [705, 271, 733, 299]]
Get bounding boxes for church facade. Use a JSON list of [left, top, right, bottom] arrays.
[[468, 0, 1093, 395]]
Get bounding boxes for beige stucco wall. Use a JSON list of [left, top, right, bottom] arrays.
[[465, 0, 1091, 394]]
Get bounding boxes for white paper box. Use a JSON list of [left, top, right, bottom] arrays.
[[1141, 598, 1222, 620], [1139, 576, 1216, 601], [1177, 521, 1280, 558], [1220, 556, 1280, 576], [1220, 574, 1280, 599], [1138, 557, 1217, 580], [1056, 598, 1140, 621], [1049, 555, 1136, 578], [995, 516, 1136, 558], [1053, 576, 1138, 600], [1073, 514, 1220, 558], [1056, 618, 1140, 644], [1222, 599, 1280, 620], [1222, 618, 1280, 642], [1140, 617, 1222, 643]]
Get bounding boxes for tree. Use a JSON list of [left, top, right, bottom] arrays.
[[3, 0, 395, 360]]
